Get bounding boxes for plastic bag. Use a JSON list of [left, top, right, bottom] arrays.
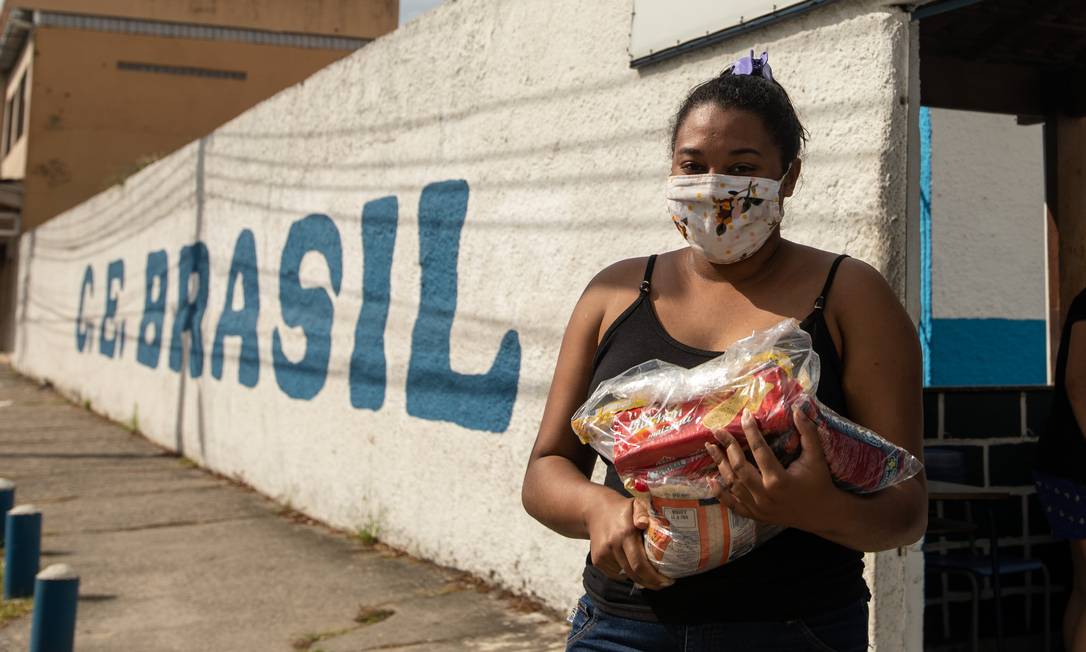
[[571, 319, 922, 578]]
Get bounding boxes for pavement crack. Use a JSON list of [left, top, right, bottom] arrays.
[[0, 451, 173, 460], [32, 494, 79, 504], [50, 514, 264, 535], [91, 484, 224, 499]]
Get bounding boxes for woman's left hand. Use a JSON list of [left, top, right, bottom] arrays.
[[705, 404, 840, 532]]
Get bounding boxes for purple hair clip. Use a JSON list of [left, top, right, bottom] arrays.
[[731, 50, 773, 82]]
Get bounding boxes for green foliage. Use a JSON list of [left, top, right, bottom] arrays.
[[354, 606, 394, 625], [0, 565, 33, 627], [290, 626, 356, 650], [127, 403, 140, 433], [354, 519, 380, 546]]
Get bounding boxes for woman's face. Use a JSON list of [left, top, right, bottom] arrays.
[[670, 103, 798, 198]]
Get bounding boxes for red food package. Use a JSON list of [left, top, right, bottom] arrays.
[[572, 320, 921, 499], [571, 319, 924, 579], [611, 366, 804, 477]]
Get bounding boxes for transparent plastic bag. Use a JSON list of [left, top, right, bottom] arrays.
[[571, 319, 922, 578]]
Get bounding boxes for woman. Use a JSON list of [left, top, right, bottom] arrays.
[[1037, 288, 1086, 652], [522, 52, 927, 651]]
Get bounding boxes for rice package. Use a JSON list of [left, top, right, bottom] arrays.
[[571, 319, 922, 578]]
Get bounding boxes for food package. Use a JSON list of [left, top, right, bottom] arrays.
[[571, 319, 922, 578]]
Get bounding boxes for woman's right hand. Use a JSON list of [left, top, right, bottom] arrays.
[[585, 493, 674, 590]]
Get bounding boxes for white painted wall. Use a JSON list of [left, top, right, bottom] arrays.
[[12, 0, 920, 647], [930, 108, 1045, 320]]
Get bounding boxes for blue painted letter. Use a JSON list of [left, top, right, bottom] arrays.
[[272, 214, 342, 400], [99, 259, 125, 358], [212, 229, 261, 387], [168, 242, 210, 377], [350, 197, 397, 410], [75, 265, 94, 352], [406, 180, 521, 433], [137, 250, 168, 369]]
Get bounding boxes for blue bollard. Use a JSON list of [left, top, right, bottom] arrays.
[[30, 564, 80, 652], [3, 504, 41, 599], [0, 478, 13, 547]]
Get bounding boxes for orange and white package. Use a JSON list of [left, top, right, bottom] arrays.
[[642, 496, 783, 578]]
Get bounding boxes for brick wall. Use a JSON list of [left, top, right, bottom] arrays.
[[923, 386, 1066, 648]]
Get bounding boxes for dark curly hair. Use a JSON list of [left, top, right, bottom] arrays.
[[669, 68, 808, 169]]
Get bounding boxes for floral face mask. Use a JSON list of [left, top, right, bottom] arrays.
[[665, 170, 787, 264]]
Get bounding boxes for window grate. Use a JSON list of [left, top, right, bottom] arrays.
[[35, 12, 369, 50], [116, 61, 247, 81]]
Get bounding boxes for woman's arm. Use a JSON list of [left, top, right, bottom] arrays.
[[521, 276, 613, 538], [706, 258, 928, 552], [813, 258, 928, 550], [521, 261, 673, 589], [1065, 320, 1086, 437]]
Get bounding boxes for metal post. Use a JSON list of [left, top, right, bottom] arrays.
[[0, 478, 13, 546], [2, 504, 40, 599], [30, 564, 79, 652]]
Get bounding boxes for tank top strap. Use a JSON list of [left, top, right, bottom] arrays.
[[813, 254, 849, 311], [640, 254, 658, 294], [590, 254, 660, 372]]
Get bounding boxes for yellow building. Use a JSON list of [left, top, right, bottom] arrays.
[[0, 0, 398, 350]]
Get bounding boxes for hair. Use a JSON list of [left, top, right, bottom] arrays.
[[669, 68, 808, 169]]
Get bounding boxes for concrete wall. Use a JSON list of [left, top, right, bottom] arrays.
[[926, 108, 1046, 386], [11, 0, 921, 647]]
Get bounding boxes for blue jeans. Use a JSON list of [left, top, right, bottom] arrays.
[[566, 593, 869, 651]]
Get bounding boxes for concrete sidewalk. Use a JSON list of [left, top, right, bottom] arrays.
[[0, 362, 567, 651]]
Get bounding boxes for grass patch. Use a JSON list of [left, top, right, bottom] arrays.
[[290, 632, 321, 650], [354, 605, 394, 625], [354, 526, 378, 547], [353, 516, 382, 547], [290, 626, 355, 650], [127, 403, 140, 433], [288, 607, 394, 651], [0, 598, 32, 628], [0, 565, 33, 628]]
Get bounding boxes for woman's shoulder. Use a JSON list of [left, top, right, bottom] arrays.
[[831, 255, 895, 301], [785, 243, 892, 304], [785, 244, 910, 349], [586, 254, 651, 295], [580, 255, 654, 343]]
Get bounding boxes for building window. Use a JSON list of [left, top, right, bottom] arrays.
[[116, 61, 247, 81], [3, 70, 27, 157], [3, 97, 12, 156], [13, 74, 25, 142]]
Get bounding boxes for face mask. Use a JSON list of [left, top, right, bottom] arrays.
[[665, 169, 788, 264]]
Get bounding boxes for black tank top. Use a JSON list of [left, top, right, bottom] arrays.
[[1038, 288, 1086, 484], [581, 253, 871, 623]]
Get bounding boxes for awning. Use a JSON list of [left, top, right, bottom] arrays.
[[918, 0, 1086, 118]]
